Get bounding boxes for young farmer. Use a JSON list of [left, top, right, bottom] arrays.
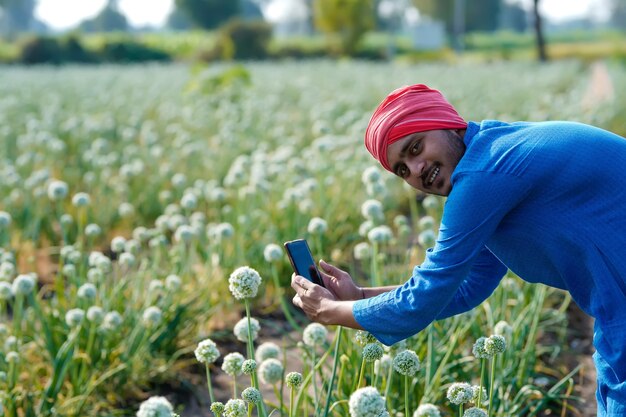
[[291, 84, 626, 416]]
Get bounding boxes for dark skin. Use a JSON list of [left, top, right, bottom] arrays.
[[292, 129, 467, 326]]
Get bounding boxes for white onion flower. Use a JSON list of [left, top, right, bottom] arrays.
[[47, 180, 68, 201], [286, 371, 303, 389], [361, 166, 382, 184], [165, 274, 182, 291], [494, 321, 513, 339], [103, 311, 123, 330], [258, 358, 284, 385], [222, 352, 245, 376], [210, 402, 225, 415], [175, 225, 195, 243], [348, 386, 387, 417], [241, 359, 257, 375], [87, 306, 104, 324], [223, 399, 246, 417], [361, 199, 384, 221], [363, 343, 384, 363], [355, 330, 377, 347], [241, 387, 261, 404], [110, 236, 127, 253], [119, 253, 136, 268], [393, 215, 409, 228], [255, 342, 281, 362], [228, 266, 262, 300], [85, 223, 102, 238], [0, 261, 15, 280], [194, 338, 220, 364], [418, 216, 435, 231], [367, 226, 392, 244], [463, 407, 487, 417], [422, 195, 440, 210], [0, 282, 13, 300], [353, 242, 372, 260], [77, 283, 97, 300], [136, 396, 174, 417], [60, 213, 73, 227], [72, 192, 91, 207], [0, 211, 11, 228], [374, 354, 392, 376], [142, 306, 162, 327], [118, 202, 135, 218], [414, 403, 441, 417], [263, 244, 283, 263], [359, 220, 374, 237], [12, 274, 35, 296], [418, 230, 436, 248], [65, 308, 85, 327], [447, 382, 473, 405], [472, 337, 492, 359], [392, 350, 421, 376], [233, 317, 260, 342], [307, 217, 328, 235], [303, 323, 328, 347], [472, 385, 487, 404], [485, 334, 507, 355], [180, 193, 198, 210]]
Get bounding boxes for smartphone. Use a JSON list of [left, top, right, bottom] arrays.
[[283, 239, 325, 287]]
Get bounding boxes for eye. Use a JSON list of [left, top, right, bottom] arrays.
[[410, 140, 421, 155], [397, 164, 408, 178]]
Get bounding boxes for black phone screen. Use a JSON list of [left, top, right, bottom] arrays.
[[284, 239, 325, 287]]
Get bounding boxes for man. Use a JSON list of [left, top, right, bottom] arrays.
[[291, 84, 626, 416]]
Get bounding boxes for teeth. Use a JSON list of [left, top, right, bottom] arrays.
[[428, 166, 439, 185]]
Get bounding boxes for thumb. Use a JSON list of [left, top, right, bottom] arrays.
[[319, 259, 342, 277]]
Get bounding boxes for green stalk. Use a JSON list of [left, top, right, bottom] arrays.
[[459, 404, 463, 417], [290, 387, 295, 417], [426, 323, 434, 388], [488, 356, 496, 417], [12, 293, 24, 341], [356, 357, 366, 389], [404, 374, 409, 417], [206, 363, 215, 404], [384, 366, 393, 410], [478, 358, 485, 408], [245, 299, 268, 417], [312, 350, 319, 409], [247, 403, 253, 417]]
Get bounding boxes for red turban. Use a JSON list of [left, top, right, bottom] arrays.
[[364, 84, 467, 172]]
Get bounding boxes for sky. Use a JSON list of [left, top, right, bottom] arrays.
[[34, 0, 608, 31]]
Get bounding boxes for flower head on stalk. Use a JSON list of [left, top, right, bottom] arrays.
[[258, 358, 283, 385], [348, 386, 388, 417], [472, 337, 492, 359], [414, 403, 441, 417], [86, 306, 104, 324], [103, 311, 123, 330], [263, 244, 283, 263], [463, 407, 487, 417], [0, 211, 11, 229], [303, 323, 328, 347], [286, 371, 303, 389], [136, 396, 175, 417], [241, 359, 257, 375], [12, 274, 35, 296], [354, 330, 378, 347], [354, 242, 372, 260], [195, 338, 220, 364], [471, 385, 487, 404], [361, 199, 384, 222], [233, 317, 260, 342], [307, 217, 327, 235], [222, 352, 245, 377], [367, 226, 392, 244], [255, 342, 280, 362], [485, 335, 506, 355], [72, 192, 91, 207], [65, 308, 85, 327], [142, 306, 162, 327], [210, 402, 225, 416], [494, 321, 513, 339], [447, 382, 474, 405], [241, 387, 261, 405], [47, 180, 68, 201], [392, 350, 421, 376], [228, 266, 262, 300], [363, 343, 384, 363], [0, 282, 12, 300], [223, 399, 246, 417]]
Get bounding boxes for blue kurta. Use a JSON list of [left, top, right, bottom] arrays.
[[353, 120, 626, 415]]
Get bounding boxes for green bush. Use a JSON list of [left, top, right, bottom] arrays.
[[212, 19, 273, 60], [20, 36, 65, 65], [97, 39, 171, 63]]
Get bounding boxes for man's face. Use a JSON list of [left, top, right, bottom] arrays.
[[386, 129, 466, 196]]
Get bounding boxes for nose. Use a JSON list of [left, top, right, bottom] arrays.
[[407, 157, 426, 179]]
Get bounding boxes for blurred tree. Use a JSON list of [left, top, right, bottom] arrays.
[[499, 1, 527, 32], [610, 0, 626, 29], [532, 0, 547, 61], [175, 0, 240, 30], [313, 0, 375, 55], [0, 0, 36, 33], [80, 0, 129, 32], [166, 7, 194, 30], [412, 0, 502, 33]]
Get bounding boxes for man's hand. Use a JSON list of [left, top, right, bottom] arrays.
[[318, 260, 363, 301]]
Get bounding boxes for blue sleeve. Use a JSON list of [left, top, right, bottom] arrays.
[[353, 171, 531, 346], [435, 245, 507, 320]]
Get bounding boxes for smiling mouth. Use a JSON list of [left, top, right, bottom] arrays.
[[425, 165, 440, 187]]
